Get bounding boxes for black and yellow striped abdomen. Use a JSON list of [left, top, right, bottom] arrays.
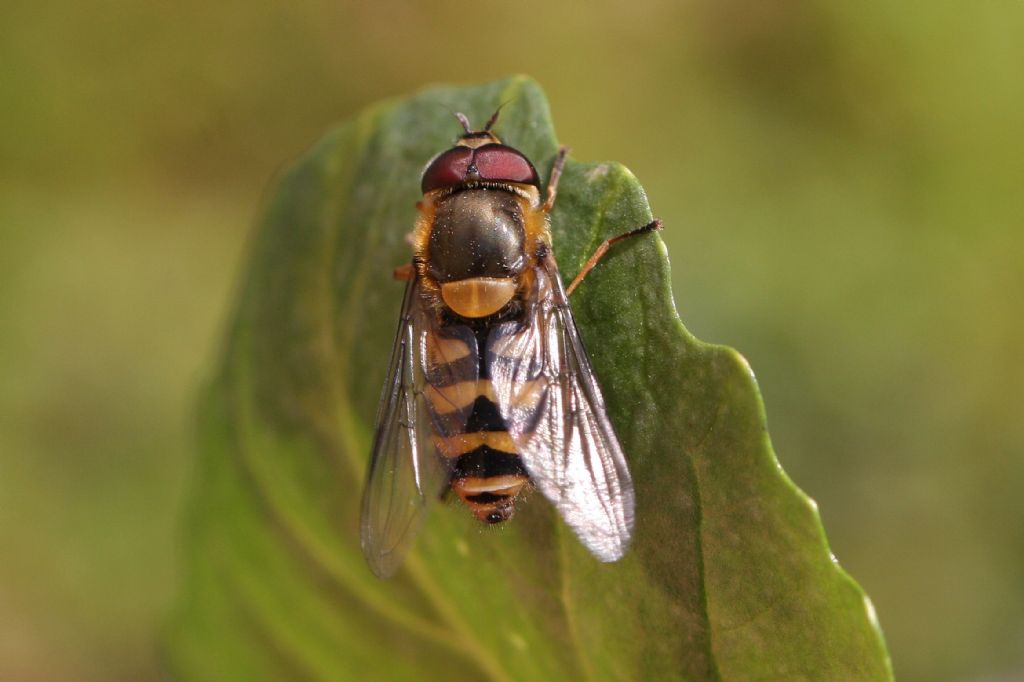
[[423, 320, 539, 524]]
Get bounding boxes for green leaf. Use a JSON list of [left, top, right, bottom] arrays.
[[168, 76, 892, 681]]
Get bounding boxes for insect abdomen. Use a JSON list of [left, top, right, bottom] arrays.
[[424, 323, 530, 524]]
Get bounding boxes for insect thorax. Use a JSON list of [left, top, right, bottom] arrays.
[[427, 189, 527, 281], [417, 188, 535, 319]]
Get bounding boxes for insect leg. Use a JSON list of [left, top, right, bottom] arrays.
[[542, 146, 570, 214], [565, 219, 663, 296], [393, 263, 415, 281]]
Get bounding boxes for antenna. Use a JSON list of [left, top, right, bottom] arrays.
[[454, 112, 473, 135], [484, 101, 510, 132]]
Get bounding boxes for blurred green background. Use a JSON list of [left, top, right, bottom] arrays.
[[2, 1, 1021, 680]]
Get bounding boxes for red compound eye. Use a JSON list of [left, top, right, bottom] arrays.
[[421, 147, 473, 193], [420, 143, 540, 193], [473, 144, 539, 186]]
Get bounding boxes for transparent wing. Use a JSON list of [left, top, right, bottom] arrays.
[[360, 277, 450, 578], [488, 261, 635, 561]]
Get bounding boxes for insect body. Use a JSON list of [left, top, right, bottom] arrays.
[[360, 110, 660, 578]]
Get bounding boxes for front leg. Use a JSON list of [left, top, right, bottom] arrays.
[[542, 146, 569, 214]]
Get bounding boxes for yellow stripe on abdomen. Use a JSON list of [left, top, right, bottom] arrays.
[[433, 431, 516, 459], [424, 380, 496, 415]]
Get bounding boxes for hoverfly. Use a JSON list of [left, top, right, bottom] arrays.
[[360, 108, 661, 578]]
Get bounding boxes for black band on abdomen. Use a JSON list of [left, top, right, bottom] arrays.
[[452, 445, 526, 480]]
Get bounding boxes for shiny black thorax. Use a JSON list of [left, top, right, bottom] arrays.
[[426, 189, 527, 283]]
